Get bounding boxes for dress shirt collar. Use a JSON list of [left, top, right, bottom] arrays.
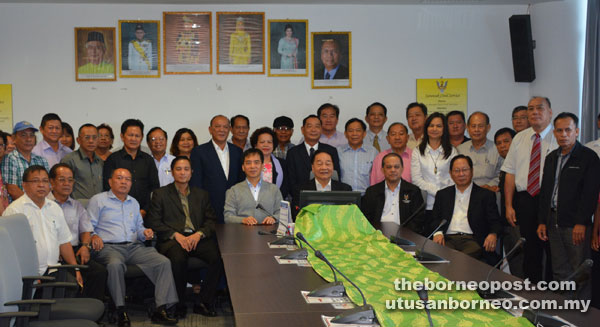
[[455, 182, 473, 196], [118, 147, 141, 159], [469, 139, 493, 152], [341, 143, 367, 153], [304, 142, 319, 153], [47, 192, 74, 207], [22, 192, 51, 209], [212, 139, 229, 153], [76, 148, 101, 163], [40, 139, 68, 153], [426, 143, 443, 155], [315, 179, 332, 191], [324, 65, 340, 79], [385, 179, 402, 193], [107, 190, 132, 203], [524, 123, 553, 141], [246, 178, 262, 189]]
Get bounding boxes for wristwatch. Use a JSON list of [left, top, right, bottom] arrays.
[[81, 242, 91, 250]]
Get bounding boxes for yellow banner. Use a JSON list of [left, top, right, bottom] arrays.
[[0, 85, 13, 133], [416, 78, 467, 116]]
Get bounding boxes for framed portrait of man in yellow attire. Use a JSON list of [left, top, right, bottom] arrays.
[[217, 12, 264, 74], [75, 27, 116, 81]]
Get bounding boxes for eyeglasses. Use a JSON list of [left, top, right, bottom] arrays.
[[150, 137, 166, 142], [452, 168, 471, 174], [24, 179, 50, 185], [275, 127, 292, 131], [81, 135, 98, 140]]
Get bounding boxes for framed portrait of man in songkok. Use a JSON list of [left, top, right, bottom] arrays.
[[75, 27, 116, 81], [119, 20, 161, 78], [216, 12, 265, 74], [311, 31, 352, 89], [163, 12, 212, 74]]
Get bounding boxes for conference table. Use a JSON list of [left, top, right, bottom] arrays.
[[216, 222, 599, 326]]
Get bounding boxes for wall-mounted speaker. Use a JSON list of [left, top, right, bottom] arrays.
[[509, 15, 536, 83]]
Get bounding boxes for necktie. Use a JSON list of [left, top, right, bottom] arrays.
[[527, 133, 541, 196], [309, 147, 315, 158], [325, 72, 331, 80], [373, 135, 381, 152]]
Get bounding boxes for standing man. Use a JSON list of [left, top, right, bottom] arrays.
[[89, 168, 178, 326], [32, 113, 72, 168], [362, 153, 424, 233], [3, 166, 82, 286], [537, 113, 600, 300], [364, 102, 389, 152], [501, 96, 558, 282], [314, 39, 348, 80], [286, 114, 341, 192], [272, 116, 295, 159], [147, 156, 222, 318], [317, 103, 346, 147], [48, 163, 107, 301], [2, 121, 49, 200], [224, 149, 283, 225], [458, 112, 502, 191], [512, 106, 530, 133], [128, 24, 152, 71], [370, 123, 412, 185], [103, 119, 159, 218], [432, 155, 502, 262], [190, 115, 244, 224], [337, 118, 377, 195], [447, 111, 470, 148], [405, 103, 427, 149], [61, 123, 103, 207], [230, 115, 251, 151], [146, 127, 175, 187]]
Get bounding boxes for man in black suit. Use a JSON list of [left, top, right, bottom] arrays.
[[314, 39, 349, 80], [432, 155, 502, 262], [190, 115, 244, 223], [286, 114, 341, 194], [536, 113, 600, 300], [361, 153, 425, 233], [293, 150, 351, 217], [147, 156, 222, 318]]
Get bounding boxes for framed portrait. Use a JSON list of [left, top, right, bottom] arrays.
[[267, 19, 308, 77], [119, 20, 160, 78], [217, 12, 265, 74], [74, 27, 116, 81], [163, 12, 212, 74], [311, 32, 352, 89]]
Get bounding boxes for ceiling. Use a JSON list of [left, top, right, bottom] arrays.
[[0, 0, 560, 5]]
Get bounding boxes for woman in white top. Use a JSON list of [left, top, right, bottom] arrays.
[[411, 112, 458, 233]]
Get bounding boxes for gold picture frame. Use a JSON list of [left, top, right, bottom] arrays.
[[163, 12, 212, 75], [75, 27, 116, 82], [119, 20, 161, 78], [311, 31, 352, 89], [267, 19, 308, 77], [216, 12, 265, 74]]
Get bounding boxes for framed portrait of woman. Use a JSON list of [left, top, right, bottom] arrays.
[[119, 20, 161, 78], [75, 27, 116, 81], [163, 12, 212, 74], [311, 31, 351, 89], [217, 12, 264, 74], [267, 19, 308, 77]]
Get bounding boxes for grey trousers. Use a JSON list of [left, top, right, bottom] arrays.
[[94, 242, 179, 307], [547, 212, 591, 300]]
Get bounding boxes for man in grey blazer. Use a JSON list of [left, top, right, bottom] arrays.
[[224, 149, 283, 225]]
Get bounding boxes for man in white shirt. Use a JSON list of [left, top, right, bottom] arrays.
[[432, 155, 502, 262], [501, 96, 558, 282], [3, 165, 82, 286], [317, 103, 347, 147], [405, 102, 427, 149], [146, 127, 174, 187]]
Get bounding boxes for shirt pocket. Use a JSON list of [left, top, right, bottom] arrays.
[[359, 161, 372, 176]]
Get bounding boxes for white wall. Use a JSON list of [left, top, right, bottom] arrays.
[[0, 2, 582, 146]]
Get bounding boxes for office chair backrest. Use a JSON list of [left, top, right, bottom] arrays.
[[0, 226, 24, 317], [0, 214, 39, 276]]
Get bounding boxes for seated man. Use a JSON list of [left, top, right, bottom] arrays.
[[3, 165, 82, 287], [146, 156, 222, 318], [48, 163, 107, 300], [88, 168, 178, 327], [432, 155, 502, 262], [362, 153, 424, 233], [293, 149, 351, 217], [224, 149, 283, 225]]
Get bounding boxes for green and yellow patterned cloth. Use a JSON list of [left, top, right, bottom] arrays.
[[295, 204, 531, 327]]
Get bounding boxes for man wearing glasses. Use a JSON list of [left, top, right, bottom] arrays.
[[272, 116, 295, 159], [1, 121, 49, 201], [146, 127, 174, 187], [61, 124, 104, 207]]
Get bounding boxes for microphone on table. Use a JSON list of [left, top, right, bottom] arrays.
[[477, 237, 525, 299], [256, 203, 278, 235], [523, 259, 593, 327], [415, 283, 434, 327], [414, 219, 447, 262], [390, 202, 426, 247], [295, 232, 345, 298]]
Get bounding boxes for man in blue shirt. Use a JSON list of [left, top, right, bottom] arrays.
[[89, 167, 177, 327], [337, 118, 377, 195]]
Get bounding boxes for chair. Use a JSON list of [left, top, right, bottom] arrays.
[[0, 214, 104, 322], [0, 226, 98, 327]]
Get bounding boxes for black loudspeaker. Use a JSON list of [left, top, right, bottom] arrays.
[[509, 15, 536, 82]]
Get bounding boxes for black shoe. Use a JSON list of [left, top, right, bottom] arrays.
[[175, 304, 187, 319], [193, 302, 217, 317], [151, 308, 178, 325], [117, 311, 131, 327]]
